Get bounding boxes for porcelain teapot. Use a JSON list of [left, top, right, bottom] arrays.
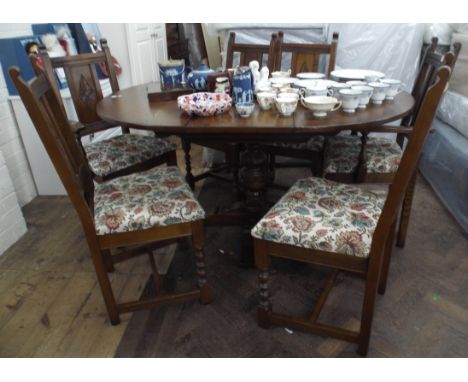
[[187, 64, 215, 91]]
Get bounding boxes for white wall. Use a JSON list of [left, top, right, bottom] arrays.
[[97, 23, 133, 89], [0, 24, 37, 207], [0, 150, 27, 255], [0, 24, 35, 255]]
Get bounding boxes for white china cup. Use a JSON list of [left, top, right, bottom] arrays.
[[339, 89, 363, 113], [329, 83, 351, 99], [299, 85, 330, 98], [368, 82, 390, 105], [380, 79, 403, 100], [301, 96, 342, 118], [365, 74, 380, 83], [256, 92, 277, 111], [271, 70, 291, 78], [351, 85, 374, 109], [280, 87, 300, 95], [346, 80, 367, 86], [275, 96, 298, 116]]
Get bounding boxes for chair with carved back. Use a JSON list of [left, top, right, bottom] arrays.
[[322, 38, 462, 247], [251, 65, 451, 356], [263, 32, 339, 181], [182, 32, 278, 191], [32, 39, 178, 183], [10, 67, 213, 325]]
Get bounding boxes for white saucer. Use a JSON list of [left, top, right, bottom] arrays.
[[293, 79, 339, 89], [296, 72, 326, 80], [270, 77, 297, 86], [331, 69, 385, 81]]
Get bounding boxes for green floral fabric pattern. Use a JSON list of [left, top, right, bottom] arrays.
[[251, 177, 387, 257], [269, 136, 325, 151], [84, 134, 177, 177], [324, 135, 362, 174], [365, 137, 402, 174], [94, 166, 204, 235], [324, 136, 402, 174]]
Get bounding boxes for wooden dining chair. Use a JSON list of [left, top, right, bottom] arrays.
[[263, 32, 340, 181], [10, 67, 213, 325], [322, 38, 462, 247], [251, 65, 451, 356], [182, 32, 278, 192], [32, 39, 178, 183]]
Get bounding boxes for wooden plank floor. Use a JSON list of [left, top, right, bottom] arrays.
[[0, 145, 467, 356], [115, 170, 468, 357], [0, 140, 207, 357]]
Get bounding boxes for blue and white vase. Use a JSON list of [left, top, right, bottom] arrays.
[[187, 64, 214, 91], [159, 59, 185, 87], [232, 66, 254, 105]]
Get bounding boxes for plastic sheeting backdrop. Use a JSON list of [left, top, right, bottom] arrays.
[[203, 23, 425, 165]]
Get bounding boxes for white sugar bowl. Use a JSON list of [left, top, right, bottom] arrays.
[[301, 96, 342, 118], [380, 78, 403, 100], [368, 82, 390, 105], [351, 85, 374, 109]]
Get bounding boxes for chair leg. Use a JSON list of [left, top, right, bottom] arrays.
[[396, 170, 417, 248], [254, 239, 272, 328], [357, 252, 382, 356], [232, 145, 241, 198], [167, 150, 178, 167], [378, 219, 397, 295], [268, 153, 276, 182], [182, 138, 195, 190], [90, 246, 120, 325], [191, 221, 213, 305], [101, 249, 115, 273]]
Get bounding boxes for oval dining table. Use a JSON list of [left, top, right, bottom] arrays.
[[97, 84, 415, 266]]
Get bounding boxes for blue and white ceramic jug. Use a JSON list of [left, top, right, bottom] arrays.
[[158, 60, 185, 87], [187, 64, 214, 91], [232, 66, 254, 104]]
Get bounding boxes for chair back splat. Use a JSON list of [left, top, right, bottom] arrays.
[[372, 66, 451, 250], [225, 31, 277, 71], [10, 67, 213, 325], [32, 39, 119, 126], [273, 31, 338, 76]]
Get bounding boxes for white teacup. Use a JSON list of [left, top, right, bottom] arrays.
[[271, 70, 291, 78], [299, 85, 330, 98], [339, 89, 362, 113], [380, 79, 403, 100], [368, 82, 390, 105], [275, 96, 298, 116], [365, 74, 380, 83], [280, 87, 300, 95], [256, 92, 277, 111], [346, 80, 367, 86], [301, 96, 342, 118], [329, 83, 351, 99], [351, 85, 374, 109]]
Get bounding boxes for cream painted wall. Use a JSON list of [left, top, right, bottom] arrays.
[[97, 23, 133, 89]]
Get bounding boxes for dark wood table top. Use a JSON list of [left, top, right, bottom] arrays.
[[96, 84, 414, 140]]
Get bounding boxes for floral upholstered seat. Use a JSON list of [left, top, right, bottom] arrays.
[[323, 135, 362, 174], [269, 136, 325, 152], [94, 166, 204, 235], [324, 136, 402, 174], [84, 134, 177, 177], [251, 177, 387, 257]]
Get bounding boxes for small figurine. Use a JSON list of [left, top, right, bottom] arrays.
[[249, 60, 260, 89], [255, 65, 270, 93]]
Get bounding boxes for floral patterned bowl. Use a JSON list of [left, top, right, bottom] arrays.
[[177, 92, 232, 117]]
